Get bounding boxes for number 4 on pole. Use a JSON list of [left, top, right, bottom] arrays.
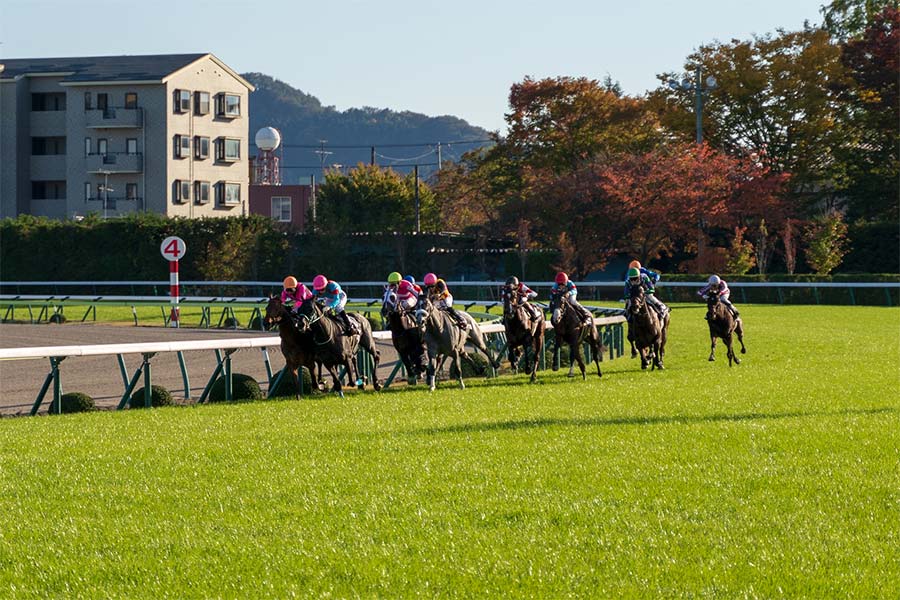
[[161, 236, 186, 261], [160, 236, 187, 328]]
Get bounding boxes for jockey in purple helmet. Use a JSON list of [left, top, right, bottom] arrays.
[[312, 275, 358, 335]]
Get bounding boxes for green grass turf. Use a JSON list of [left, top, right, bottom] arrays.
[[0, 305, 898, 597]]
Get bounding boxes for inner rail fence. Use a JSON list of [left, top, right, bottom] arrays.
[[1, 280, 898, 307]]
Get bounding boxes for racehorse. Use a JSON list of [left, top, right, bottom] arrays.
[[295, 297, 382, 396], [705, 293, 746, 365], [415, 294, 500, 391], [263, 295, 318, 398], [549, 294, 605, 379], [381, 288, 427, 383], [502, 289, 545, 382], [625, 284, 669, 370]]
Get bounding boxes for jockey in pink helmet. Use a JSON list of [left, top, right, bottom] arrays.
[[550, 272, 593, 326], [423, 272, 467, 330], [311, 275, 358, 335]]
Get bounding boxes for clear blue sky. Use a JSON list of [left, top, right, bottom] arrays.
[[2, 0, 826, 133]]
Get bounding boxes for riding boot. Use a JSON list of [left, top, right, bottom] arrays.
[[578, 304, 593, 327], [447, 306, 468, 330], [339, 311, 357, 335], [731, 308, 741, 319], [647, 295, 668, 319]]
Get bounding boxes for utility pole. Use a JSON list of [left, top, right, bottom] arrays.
[[414, 164, 420, 234], [370, 146, 375, 166], [309, 174, 316, 232], [314, 140, 332, 176], [99, 169, 112, 220], [436, 143, 442, 170]]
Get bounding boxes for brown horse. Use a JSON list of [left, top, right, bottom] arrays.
[[705, 293, 746, 366], [549, 294, 604, 379], [264, 295, 318, 398], [625, 284, 669, 370], [502, 290, 546, 382]]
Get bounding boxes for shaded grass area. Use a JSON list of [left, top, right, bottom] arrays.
[[0, 305, 898, 597]]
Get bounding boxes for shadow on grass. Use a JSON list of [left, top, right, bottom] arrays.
[[409, 407, 897, 436]]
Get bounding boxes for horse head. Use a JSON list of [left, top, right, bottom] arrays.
[[549, 293, 566, 325], [264, 294, 289, 330], [294, 297, 323, 332], [414, 293, 433, 329], [381, 287, 398, 320], [628, 284, 647, 315], [502, 287, 516, 318]]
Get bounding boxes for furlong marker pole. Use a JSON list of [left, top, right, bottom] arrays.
[[169, 260, 180, 328]]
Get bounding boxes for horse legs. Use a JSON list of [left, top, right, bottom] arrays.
[[552, 336, 561, 372], [454, 351, 466, 390], [426, 351, 438, 391], [567, 345, 576, 378], [709, 334, 717, 362], [508, 344, 520, 374], [628, 325, 637, 359], [735, 320, 747, 354], [572, 343, 587, 380], [323, 363, 343, 397], [725, 333, 739, 366]]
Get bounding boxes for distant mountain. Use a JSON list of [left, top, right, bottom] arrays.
[[243, 72, 492, 182]]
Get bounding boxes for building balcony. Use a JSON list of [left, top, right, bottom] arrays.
[[30, 155, 67, 179], [29, 111, 67, 136], [86, 152, 143, 174], [85, 107, 143, 129], [85, 196, 142, 212]]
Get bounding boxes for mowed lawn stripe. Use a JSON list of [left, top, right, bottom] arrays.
[[0, 305, 897, 597]]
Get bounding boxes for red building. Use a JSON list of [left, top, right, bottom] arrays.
[[248, 184, 311, 231]]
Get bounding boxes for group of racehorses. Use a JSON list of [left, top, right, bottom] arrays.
[[263, 284, 747, 397]]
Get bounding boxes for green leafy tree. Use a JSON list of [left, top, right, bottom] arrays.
[[821, 0, 899, 40], [805, 212, 850, 274], [314, 164, 438, 234], [726, 226, 757, 274]]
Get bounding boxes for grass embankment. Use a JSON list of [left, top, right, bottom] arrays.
[[0, 305, 898, 597]]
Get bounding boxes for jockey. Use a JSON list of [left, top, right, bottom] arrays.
[[403, 275, 423, 295], [311, 274, 358, 335], [386, 271, 402, 293], [623, 261, 669, 318], [550, 272, 594, 326], [281, 276, 313, 326], [698, 275, 740, 319], [395, 279, 419, 311], [423, 272, 467, 330], [501, 276, 542, 322]]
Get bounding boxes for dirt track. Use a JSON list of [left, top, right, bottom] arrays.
[[0, 322, 402, 416]]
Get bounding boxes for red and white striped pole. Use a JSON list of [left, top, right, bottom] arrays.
[[160, 236, 186, 329], [169, 258, 180, 328]]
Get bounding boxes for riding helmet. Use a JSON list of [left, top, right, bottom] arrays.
[[423, 272, 438, 286], [628, 260, 642, 270], [627, 267, 641, 279], [387, 272, 402, 284], [313, 275, 328, 291], [403, 275, 416, 285], [506, 276, 519, 287], [708, 275, 721, 285], [283, 275, 298, 289], [555, 272, 568, 285]]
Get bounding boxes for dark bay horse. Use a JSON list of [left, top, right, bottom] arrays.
[[503, 290, 545, 382], [549, 294, 604, 379], [264, 295, 318, 399], [415, 294, 500, 391], [705, 294, 746, 365], [295, 298, 382, 396], [625, 284, 669, 370], [381, 288, 427, 383]]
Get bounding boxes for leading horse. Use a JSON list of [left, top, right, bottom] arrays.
[[295, 298, 382, 396], [549, 294, 604, 379], [502, 290, 545, 382], [705, 293, 746, 365], [381, 288, 427, 384], [625, 284, 669, 370], [264, 295, 318, 398]]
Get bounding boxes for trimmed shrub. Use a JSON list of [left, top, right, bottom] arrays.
[[222, 316, 241, 329], [448, 352, 489, 379], [128, 385, 174, 409], [268, 367, 315, 397], [47, 392, 96, 415], [48, 313, 67, 324], [248, 316, 265, 331], [208, 373, 263, 403]]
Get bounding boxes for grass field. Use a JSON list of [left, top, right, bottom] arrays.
[[0, 304, 898, 597]]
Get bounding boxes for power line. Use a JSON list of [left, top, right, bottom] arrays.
[[375, 147, 436, 162], [249, 138, 493, 149]]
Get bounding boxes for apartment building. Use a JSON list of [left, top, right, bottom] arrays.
[[0, 53, 254, 219]]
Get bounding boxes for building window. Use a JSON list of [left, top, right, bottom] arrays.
[[126, 183, 137, 200], [174, 179, 191, 203], [32, 181, 66, 200], [31, 93, 66, 111], [97, 138, 108, 156], [85, 182, 92, 201], [31, 137, 67, 155], [194, 136, 210, 160], [124, 93, 138, 109], [174, 135, 191, 158], [194, 181, 210, 204], [85, 137, 91, 156], [216, 137, 240, 161], [97, 93, 108, 112], [194, 91, 210, 115], [271, 196, 292, 222], [216, 93, 241, 117], [126, 138, 137, 154], [84, 92, 92, 110], [174, 89, 191, 113], [217, 182, 241, 205]]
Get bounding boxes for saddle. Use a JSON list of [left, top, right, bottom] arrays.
[[397, 309, 418, 331]]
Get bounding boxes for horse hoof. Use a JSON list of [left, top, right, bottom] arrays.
[[631, 351, 638, 359], [338, 391, 345, 398], [641, 364, 648, 370], [567, 372, 575, 378], [741, 348, 747, 354], [551, 365, 559, 372], [373, 383, 383, 391], [429, 386, 436, 392], [734, 358, 741, 365], [708, 357, 715, 362]]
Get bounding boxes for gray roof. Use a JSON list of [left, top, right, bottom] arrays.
[[0, 53, 209, 82]]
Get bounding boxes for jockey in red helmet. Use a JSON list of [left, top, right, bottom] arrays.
[[550, 272, 593, 326]]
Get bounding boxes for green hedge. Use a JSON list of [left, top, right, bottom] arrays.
[[208, 373, 263, 403], [128, 385, 174, 409], [47, 392, 96, 415]]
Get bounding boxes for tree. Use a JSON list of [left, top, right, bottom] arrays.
[[725, 226, 757, 274], [314, 164, 439, 234], [804, 212, 850, 274], [821, 0, 899, 40]]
